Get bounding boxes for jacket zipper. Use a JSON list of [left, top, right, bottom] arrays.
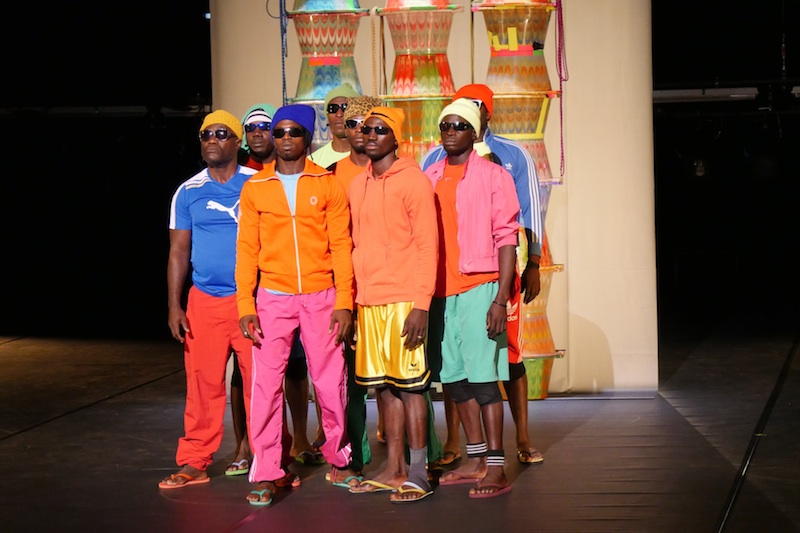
[[291, 215, 302, 293]]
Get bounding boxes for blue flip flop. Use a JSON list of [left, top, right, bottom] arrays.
[[248, 488, 274, 506]]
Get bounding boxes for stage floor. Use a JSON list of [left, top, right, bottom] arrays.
[[1, 307, 798, 533]]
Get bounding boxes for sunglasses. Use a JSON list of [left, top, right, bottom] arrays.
[[199, 129, 235, 142], [273, 127, 306, 139], [327, 102, 348, 114], [244, 121, 271, 133], [439, 121, 474, 132], [470, 98, 484, 108], [360, 125, 392, 135], [345, 118, 364, 129]]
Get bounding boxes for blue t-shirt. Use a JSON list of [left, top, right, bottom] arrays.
[[276, 171, 302, 216], [169, 166, 258, 297]]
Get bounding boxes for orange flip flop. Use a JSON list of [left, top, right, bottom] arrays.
[[158, 472, 210, 490]]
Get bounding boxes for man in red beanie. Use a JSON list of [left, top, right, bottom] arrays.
[[421, 84, 546, 467]]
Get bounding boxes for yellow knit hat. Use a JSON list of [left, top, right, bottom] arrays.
[[364, 106, 405, 143], [438, 98, 481, 133], [199, 110, 243, 140]]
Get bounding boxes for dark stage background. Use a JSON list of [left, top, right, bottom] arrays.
[[2, 0, 800, 340]]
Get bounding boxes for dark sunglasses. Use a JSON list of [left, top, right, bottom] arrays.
[[345, 118, 364, 129], [199, 129, 235, 142], [439, 121, 474, 132], [244, 121, 271, 133], [273, 127, 306, 139], [360, 125, 392, 135], [327, 102, 348, 114]]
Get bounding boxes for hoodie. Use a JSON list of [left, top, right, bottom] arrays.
[[349, 157, 438, 311]]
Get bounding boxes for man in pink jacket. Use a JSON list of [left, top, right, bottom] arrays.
[[423, 99, 520, 499]]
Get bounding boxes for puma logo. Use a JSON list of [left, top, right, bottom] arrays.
[[206, 200, 239, 222]]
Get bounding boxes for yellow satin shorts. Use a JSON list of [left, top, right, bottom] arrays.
[[354, 301, 431, 391]]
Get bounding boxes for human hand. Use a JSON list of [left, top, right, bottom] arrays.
[[486, 300, 507, 339], [521, 262, 541, 305], [330, 309, 353, 346], [168, 308, 189, 343], [401, 308, 428, 350], [240, 315, 263, 346]]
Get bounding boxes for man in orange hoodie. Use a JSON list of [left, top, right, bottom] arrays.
[[347, 107, 439, 503], [236, 104, 359, 506]]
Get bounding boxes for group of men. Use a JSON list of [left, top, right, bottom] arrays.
[[160, 83, 546, 506]]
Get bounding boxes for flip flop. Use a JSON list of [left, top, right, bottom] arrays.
[[517, 449, 544, 465], [325, 466, 361, 482], [248, 488, 274, 506], [325, 466, 362, 488], [332, 475, 363, 489], [295, 450, 326, 465], [225, 459, 250, 476], [275, 471, 301, 488], [437, 450, 462, 466], [158, 472, 211, 490], [390, 482, 434, 504], [468, 483, 513, 499], [349, 479, 398, 494], [438, 470, 484, 486]]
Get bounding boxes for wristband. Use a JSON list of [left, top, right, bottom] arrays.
[[491, 300, 506, 308]]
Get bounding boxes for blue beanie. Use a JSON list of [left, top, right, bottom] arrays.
[[271, 104, 316, 139]]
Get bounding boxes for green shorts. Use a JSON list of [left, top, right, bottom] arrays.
[[430, 282, 510, 384]]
